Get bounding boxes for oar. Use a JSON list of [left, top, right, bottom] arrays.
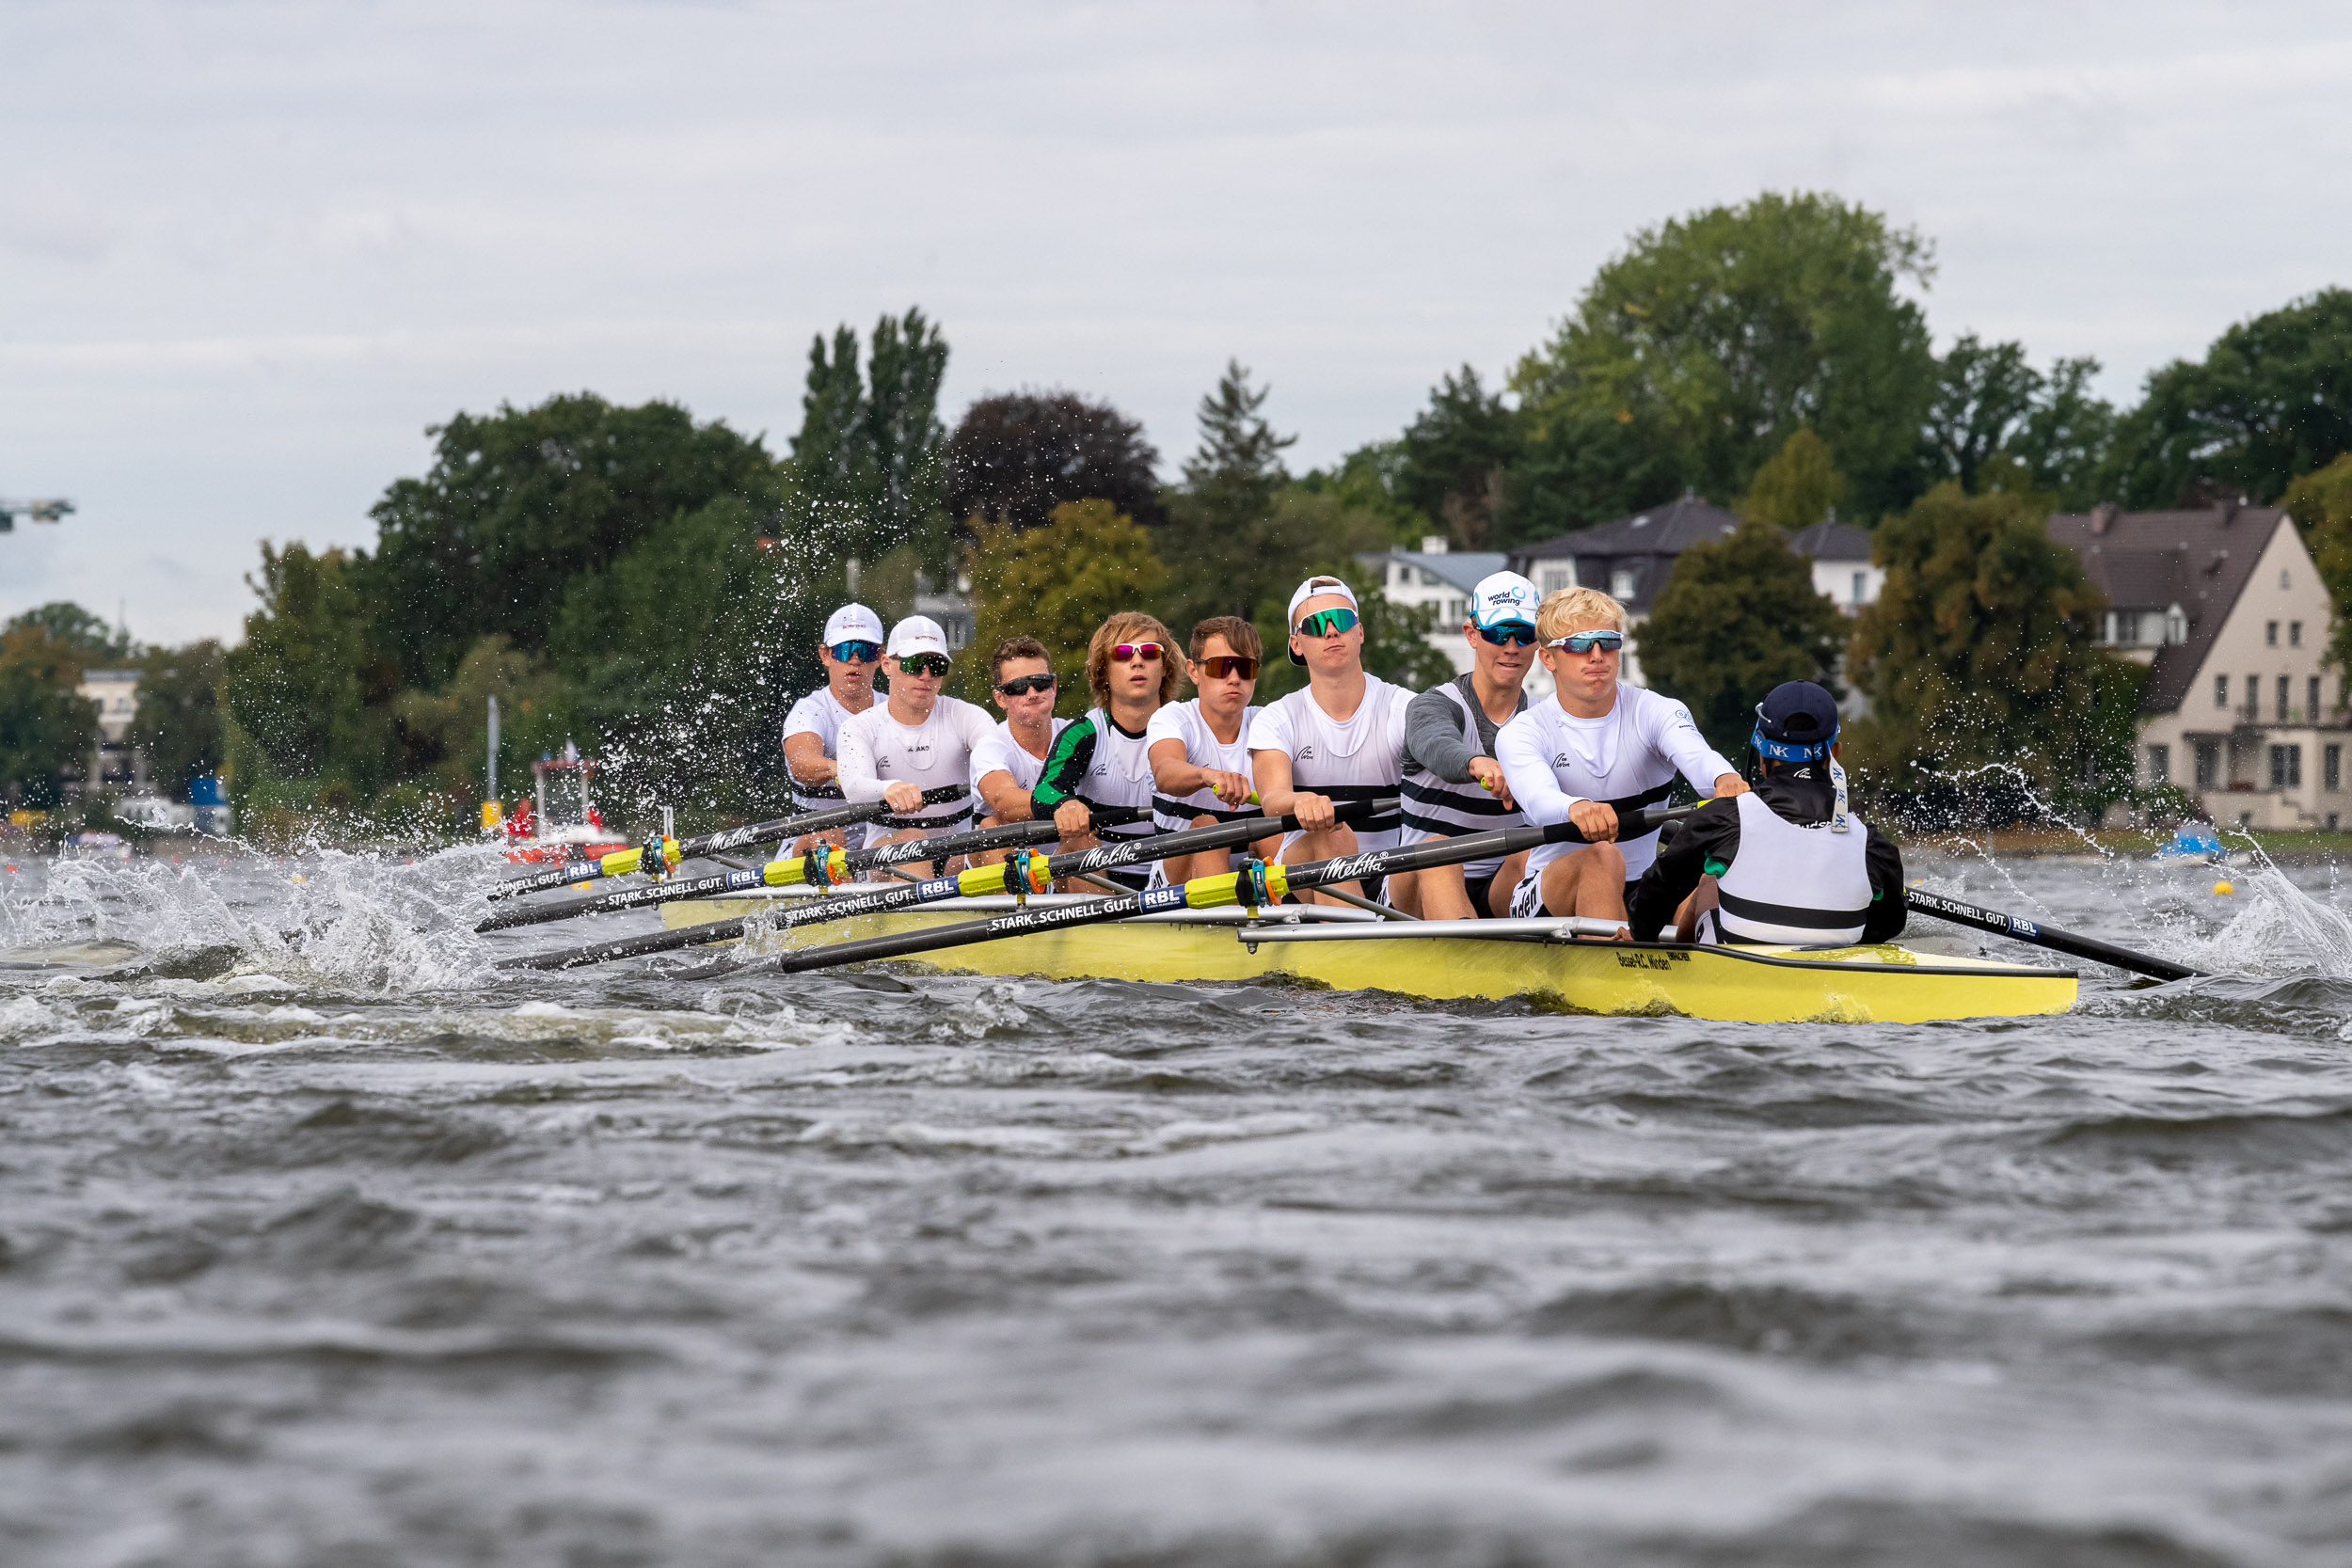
[[485, 795, 927, 901], [475, 806, 1152, 933], [1903, 887, 2204, 982], [498, 800, 1391, 972], [727, 806, 1692, 978]]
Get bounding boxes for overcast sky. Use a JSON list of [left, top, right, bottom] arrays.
[[4, 0, 2348, 646]]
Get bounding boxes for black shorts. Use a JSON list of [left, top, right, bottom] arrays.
[[1463, 871, 1499, 918]]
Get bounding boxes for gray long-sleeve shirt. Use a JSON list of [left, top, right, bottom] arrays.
[[1403, 673, 1528, 783]]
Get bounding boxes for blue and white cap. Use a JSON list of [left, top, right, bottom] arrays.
[[1752, 680, 1839, 763], [1469, 570, 1539, 631]]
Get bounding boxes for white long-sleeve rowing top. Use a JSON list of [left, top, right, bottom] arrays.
[[1495, 683, 1735, 881], [834, 695, 995, 833]]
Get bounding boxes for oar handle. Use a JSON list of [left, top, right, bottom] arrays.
[[1903, 888, 2202, 982]]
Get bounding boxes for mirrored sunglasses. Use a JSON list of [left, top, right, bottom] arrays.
[[897, 653, 951, 676], [827, 640, 882, 663], [1476, 624, 1537, 647], [1548, 630, 1625, 654], [993, 673, 1057, 696], [1111, 642, 1164, 662], [1295, 607, 1359, 638], [1196, 655, 1260, 680]]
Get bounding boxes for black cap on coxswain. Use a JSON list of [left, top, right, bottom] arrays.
[[1751, 680, 1839, 766]]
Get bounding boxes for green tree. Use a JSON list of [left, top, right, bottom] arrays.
[[1163, 359, 1306, 626], [1636, 519, 1847, 755], [132, 640, 227, 800], [961, 499, 1170, 705], [391, 636, 575, 805], [1394, 366, 1518, 548], [1510, 191, 1938, 530], [1845, 482, 2139, 821], [365, 393, 786, 689], [1740, 427, 1848, 531], [224, 544, 398, 800], [0, 626, 97, 808], [7, 602, 134, 664], [550, 496, 821, 824], [787, 308, 950, 564], [1921, 334, 2116, 505], [2106, 288, 2352, 507], [1293, 439, 1429, 544], [2283, 453, 2352, 672]]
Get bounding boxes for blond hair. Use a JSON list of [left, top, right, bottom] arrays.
[[1085, 610, 1183, 707], [1534, 586, 1627, 641]]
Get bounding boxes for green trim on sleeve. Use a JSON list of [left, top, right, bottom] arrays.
[[1032, 715, 1099, 810]]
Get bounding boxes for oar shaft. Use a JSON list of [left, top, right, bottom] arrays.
[[498, 802, 1373, 970], [757, 807, 1684, 977], [1903, 888, 2202, 982]]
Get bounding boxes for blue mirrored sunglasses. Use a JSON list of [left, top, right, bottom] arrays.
[[827, 640, 882, 663], [1476, 623, 1537, 647], [1548, 630, 1625, 654], [1295, 607, 1360, 638]]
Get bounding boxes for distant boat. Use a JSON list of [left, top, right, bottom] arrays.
[[63, 831, 134, 861], [500, 749, 629, 865]]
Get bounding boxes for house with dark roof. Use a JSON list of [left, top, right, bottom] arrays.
[[2046, 501, 2342, 830], [1354, 535, 1514, 683], [1788, 518, 1883, 615]]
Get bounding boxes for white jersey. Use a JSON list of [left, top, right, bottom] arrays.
[[1401, 676, 1529, 880], [1495, 682, 1734, 882], [782, 686, 872, 819], [1248, 675, 1411, 851], [1147, 699, 1263, 832], [835, 695, 995, 835], [1705, 792, 1873, 946], [970, 717, 1069, 807]]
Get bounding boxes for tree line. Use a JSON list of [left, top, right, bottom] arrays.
[[6, 188, 2351, 832]]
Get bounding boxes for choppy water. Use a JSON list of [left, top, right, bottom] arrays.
[[5, 845, 2352, 1566]]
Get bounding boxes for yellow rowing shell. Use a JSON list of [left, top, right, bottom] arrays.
[[660, 894, 2075, 1023]]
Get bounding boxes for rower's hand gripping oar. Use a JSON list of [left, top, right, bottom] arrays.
[[499, 800, 1385, 972], [475, 805, 1152, 933], [720, 806, 1694, 979], [1902, 886, 2203, 982]]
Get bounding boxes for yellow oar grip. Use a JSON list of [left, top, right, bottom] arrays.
[[1183, 862, 1289, 910], [956, 863, 1003, 897], [598, 847, 643, 878], [763, 848, 848, 888]]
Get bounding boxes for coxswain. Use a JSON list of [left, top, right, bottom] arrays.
[[781, 602, 885, 851], [968, 635, 1071, 864], [1629, 680, 1905, 946], [1403, 570, 1539, 920], [1494, 587, 1745, 933], [1032, 611, 1179, 892], [1146, 615, 1279, 885], [1248, 575, 1417, 911], [834, 615, 994, 868]]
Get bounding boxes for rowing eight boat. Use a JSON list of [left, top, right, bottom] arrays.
[[652, 885, 2076, 1023]]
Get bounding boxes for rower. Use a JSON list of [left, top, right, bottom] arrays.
[[1033, 611, 1180, 892], [1494, 586, 1745, 933], [1404, 570, 1539, 920], [969, 635, 1071, 865], [1629, 680, 1906, 946], [1146, 615, 1279, 885], [834, 615, 995, 869], [1249, 574, 1417, 911], [781, 602, 884, 851]]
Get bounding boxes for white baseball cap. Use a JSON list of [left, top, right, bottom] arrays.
[[1469, 571, 1539, 631], [885, 615, 951, 660], [1285, 575, 1361, 665], [822, 603, 886, 646]]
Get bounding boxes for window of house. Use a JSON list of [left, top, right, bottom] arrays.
[[2280, 674, 2293, 722], [2271, 743, 2304, 789], [2145, 744, 2170, 784], [2293, 621, 2304, 646], [2249, 674, 2261, 718], [2195, 740, 2220, 788], [2267, 621, 2280, 645], [2313, 676, 2324, 724], [1538, 565, 1573, 594], [2216, 673, 2229, 709], [1851, 571, 1867, 604], [2282, 569, 2292, 589], [2328, 744, 2343, 793], [1609, 566, 1637, 599], [2166, 605, 2187, 643]]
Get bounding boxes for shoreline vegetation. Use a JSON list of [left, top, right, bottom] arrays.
[[6, 191, 2351, 848]]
